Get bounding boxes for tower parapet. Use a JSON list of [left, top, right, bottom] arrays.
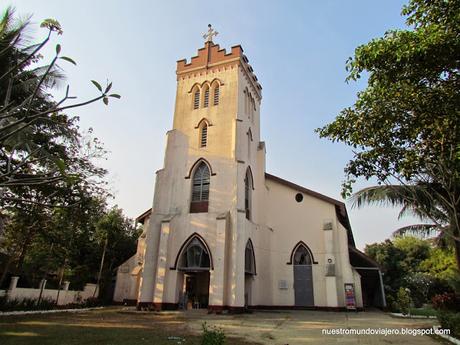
[[176, 42, 262, 100]]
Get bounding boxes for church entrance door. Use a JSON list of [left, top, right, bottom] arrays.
[[183, 272, 209, 309], [294, 266, 314, 306], [293, 244, 314, 307], [176, 236, 212, 309]]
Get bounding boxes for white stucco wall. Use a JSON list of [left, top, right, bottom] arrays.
[[115, 43, 365, 310]]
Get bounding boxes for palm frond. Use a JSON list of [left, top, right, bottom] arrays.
[[392, 223, 440, 238], [351, 185, 411, 209]]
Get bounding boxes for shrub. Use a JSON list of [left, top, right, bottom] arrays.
[[437, 311, 460, 339], [432, 293, 460, 312], [201, 322, 225, 345], [0, 297, 55, 312], [396, 287, 411, 315], [404, 273, 432, 307], [82, 297, 102, 308]]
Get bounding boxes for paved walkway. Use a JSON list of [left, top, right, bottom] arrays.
[[182, 309, 441, 345]]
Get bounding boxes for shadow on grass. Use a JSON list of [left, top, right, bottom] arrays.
[[0, 310, 258, 345]]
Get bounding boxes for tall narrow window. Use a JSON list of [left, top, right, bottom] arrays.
[[245, 169, 252, 220], [247, 129, 252, 160], [204, 88, 209, 107], [193, 90, 200, 109], [213, 85, 219, 105], [245, 240, 256, 275], [200, 124, 208, 147], [190, 162, 210, 213], [245, 89, 249, 117]]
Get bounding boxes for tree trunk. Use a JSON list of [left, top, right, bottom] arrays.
[[454, 239, 460, 271], [0, 256, 13, 287], [16, 237, 31, 273], [94, 238, 107, 298]]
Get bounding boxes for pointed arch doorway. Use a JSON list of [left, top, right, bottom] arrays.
[[292, 243, 314, 307], [176, 235, 211, 309], [244, 239, 256, 307]]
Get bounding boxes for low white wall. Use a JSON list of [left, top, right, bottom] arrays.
[[5, 277, 98, 306]]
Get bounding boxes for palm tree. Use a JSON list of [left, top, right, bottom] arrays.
[[0, 7, 64, 109], [351, 182, 460, 270]]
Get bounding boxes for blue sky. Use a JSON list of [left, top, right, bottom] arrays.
[[7, 0, 416, 249]]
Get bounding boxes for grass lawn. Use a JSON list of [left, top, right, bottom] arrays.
[[0, 308, 258, 345], [409, 306, 437, 317]]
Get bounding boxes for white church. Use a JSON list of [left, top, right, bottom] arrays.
[[114, 26, 386, 312]]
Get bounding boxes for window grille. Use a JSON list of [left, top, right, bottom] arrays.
[[200, 124, 208, 147], [204, 88, 209, 107], [213, 86, 219, 105], [193, 90, 200, 109], [191, 162, 210, 202]]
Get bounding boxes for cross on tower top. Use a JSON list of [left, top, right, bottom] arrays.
[[203, 24, 218, 43]]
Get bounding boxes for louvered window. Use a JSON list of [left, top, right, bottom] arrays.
[[193, 90, 200, 109], [190, 162, 210, 213], [204, 88, 209, 107], [200, 124, 208, 147], [213, 86, 219, 105]]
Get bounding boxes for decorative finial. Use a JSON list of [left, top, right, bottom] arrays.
[[203, 24, 218, 43]]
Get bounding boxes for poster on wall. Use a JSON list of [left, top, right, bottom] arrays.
[[344, 283, 356, 310]]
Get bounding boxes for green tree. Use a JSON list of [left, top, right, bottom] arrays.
[[93, 207, 138, 300], [365, 240, 406, 297], [0, 7, 123, 295], [420, 247, 457, 281], [316, 0, 460, 268], [365, 236, 456, 307], [0, 7, 119, 207], [393, 236, 431, 270]]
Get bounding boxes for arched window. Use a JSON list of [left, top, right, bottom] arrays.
[[293, 245, 312, 265], [213, 85, 219, 106], [178, 237, 211, 271], [203, 86, 210, 108], [193, 89, 200, 109], [247, 128, 253, 159], [245, 168, 253, 220], [200, 123, 208, 148], [190, 162, 210, 213], [244, 88, 249, 116], [245, 240, 256, 275]]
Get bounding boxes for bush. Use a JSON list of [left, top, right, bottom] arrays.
[[437, 311, 460, 339], [201, 322, 225, 345], [396, 287, 411, 315], [432, 293, 460, 312], [0, 296, 55, 312], [404, 273, 432, 307], [82, 297, 103, 308]]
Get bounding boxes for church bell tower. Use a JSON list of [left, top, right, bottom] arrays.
[[137, 25, 264, 311]]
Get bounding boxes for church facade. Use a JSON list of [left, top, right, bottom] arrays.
[[114, 30, 385, 311]]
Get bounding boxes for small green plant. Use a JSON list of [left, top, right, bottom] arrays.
[[396, 287, 411, 315], [201, 322, 225, 345], [437, 311, 460, 338]]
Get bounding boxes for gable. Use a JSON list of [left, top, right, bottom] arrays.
[[265, 173, 356, 247]]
